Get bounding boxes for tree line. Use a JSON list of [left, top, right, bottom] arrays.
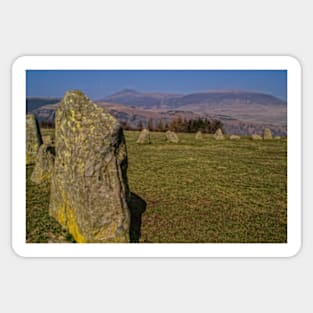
[[39, 116, 224, 134], [125, 116, 224, 133], [166, 116, 224, 133]]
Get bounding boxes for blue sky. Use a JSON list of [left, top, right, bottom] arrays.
[[26, 70, 287, 101]]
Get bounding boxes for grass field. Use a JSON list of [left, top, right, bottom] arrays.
[[26, 129, 287, 243]]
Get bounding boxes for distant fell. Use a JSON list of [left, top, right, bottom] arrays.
[[102, 89, 286, 110], [26, 88, 287, 136], [26, 97, 61, 113]]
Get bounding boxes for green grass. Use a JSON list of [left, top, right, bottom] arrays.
[[26, 130, 287, 243], [26, 165, 75, 243], [26, 128, 75, 243], [126, 131, 287, 243]]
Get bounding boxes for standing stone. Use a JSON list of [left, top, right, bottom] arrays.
[[166, 130, 179, 143], [30, 144, 55, 184], [26, 114, 42, 165], [274, 136, 281, 140], [214, 128, 224, 140], [136, 128, 151, 144], [49, 90, 130, 243], [195, 131, 203, 140], [263, 128, 273, 140], [251, 134, 262, 140], [229, 135, 240, 140], [42, 135, 52, 145]]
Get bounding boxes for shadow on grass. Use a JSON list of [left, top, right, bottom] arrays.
[[128, 192, 147, 243]]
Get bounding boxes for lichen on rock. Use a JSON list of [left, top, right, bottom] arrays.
[[30, 144, 55, 184], [26, 114, 42, 165], [49, 90, 131, 243]]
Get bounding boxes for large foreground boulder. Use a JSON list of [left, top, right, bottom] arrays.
[[136, 128, 151, 144], [166, 130, 179, 143], [30, 144, 55, 184], [49, 90, 131, 243], [214, 128, 224, 140], [263, 128, 273, 140], [26, 114, 42, 165]]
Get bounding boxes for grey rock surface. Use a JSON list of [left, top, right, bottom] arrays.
[[30, 144, 55, 184], [263, 128, 273, 140], [251, 134, 262, 140], [166, 130, 179, 143], [136, 128, 151, 144], [214, 128, 224, 140], [26, 114, 42, 164], [49, 90, 131, 243], [195, 131, 203, 140], [229, 135, 240, 140]]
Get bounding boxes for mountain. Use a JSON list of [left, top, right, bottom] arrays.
[[27, 89, 287, 136], [102, 89, 286, 110], [101, 89, 287, 129], [31, 100, 208, 129], [101, 89, 183, 109], [26, 97, 61, 113]]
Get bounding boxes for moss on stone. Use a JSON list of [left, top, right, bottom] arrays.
[[49, 90, 131, 243], [26, 114, 42, 165], [30, 144, 55, 184]]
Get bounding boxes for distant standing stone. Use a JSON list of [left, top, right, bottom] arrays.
[[195, 131, 203, 140], [214, 128, 224, 140], [263, 128, 273, 140], [229, 135, 240, 140], [30, 144, 55, 184], [274, 136, 281, 140], [49, 90, 131, 243], [251, 134, 262, 140], [166, 130, 179, 143], [26, 114, 42, 165], [136, 128, 151, 144]]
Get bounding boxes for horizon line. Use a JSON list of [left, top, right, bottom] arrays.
[[26, 87, 287, 102]]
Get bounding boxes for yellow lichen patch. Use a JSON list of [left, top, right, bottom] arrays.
[[55, 203, 86, 243], [56, 204, 67, 226], [69, 108, 76, 121], [78, 160, 85, 176], [66, 206, 87, 243]]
